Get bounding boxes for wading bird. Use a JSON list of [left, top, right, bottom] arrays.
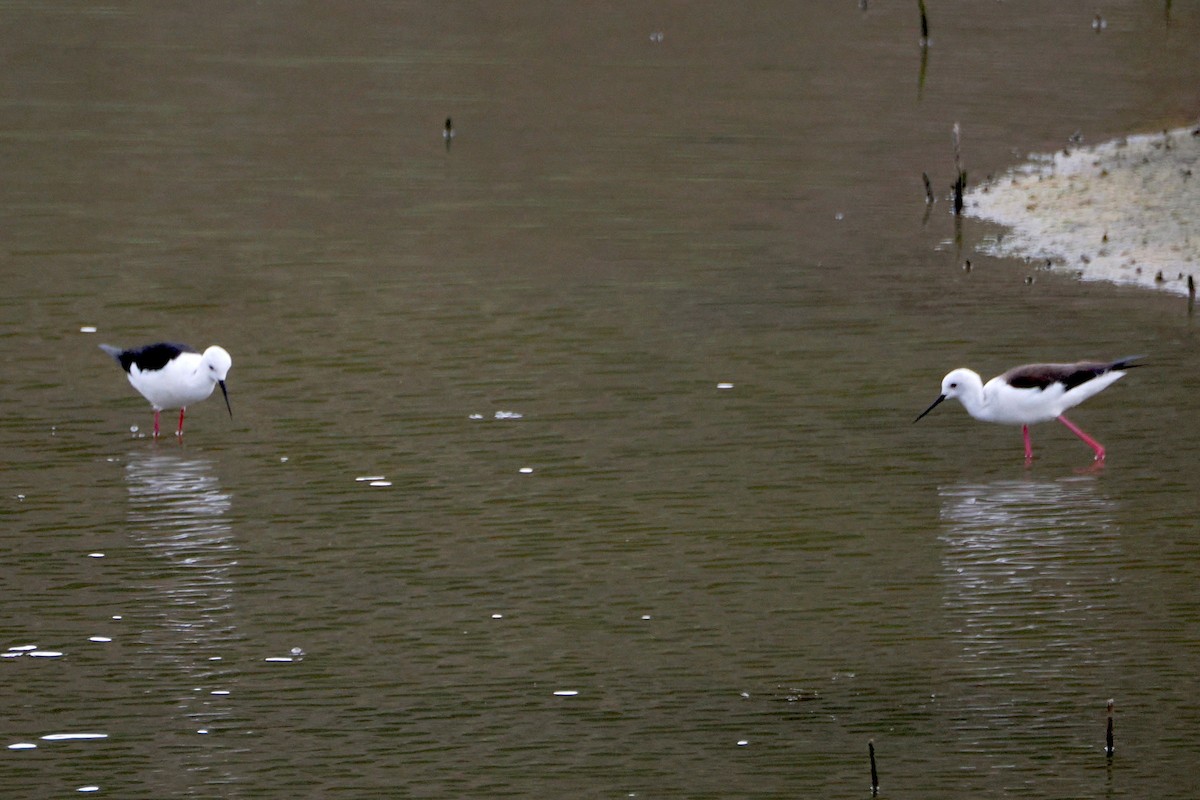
[[100, 342, 232, 438], [914, 356, 1141, 460]]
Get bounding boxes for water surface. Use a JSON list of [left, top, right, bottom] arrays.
[[3, 2, 1200, 797]]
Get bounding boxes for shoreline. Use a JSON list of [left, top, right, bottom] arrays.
[[966, 124, 1199, 296]]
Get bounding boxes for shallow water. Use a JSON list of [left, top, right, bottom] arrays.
[[3, 2, 1200, 798]]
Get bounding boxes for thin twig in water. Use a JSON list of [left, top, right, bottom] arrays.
[[952, 123, 967, 215]]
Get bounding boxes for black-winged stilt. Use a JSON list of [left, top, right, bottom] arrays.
[[914, 356, 1142, 460], [100, 342, 232, 438]]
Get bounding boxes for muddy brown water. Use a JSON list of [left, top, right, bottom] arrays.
[[3, 3, 1199, 797]]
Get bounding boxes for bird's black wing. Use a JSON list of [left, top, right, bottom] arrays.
[[101, 342, 196, 373], [1003, 357, 1142, 392]]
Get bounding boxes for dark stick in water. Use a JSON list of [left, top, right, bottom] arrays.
[[1105, 699, 1115, 758], [869, 739, 879, 795], [952, 123, 967, 215]]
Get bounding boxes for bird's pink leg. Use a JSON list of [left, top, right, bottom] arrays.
[[1057, 414, 1105, 460], [1022, 425, 1033, 460], [153, 410, 161, 438], [177, 408, 186, 437]]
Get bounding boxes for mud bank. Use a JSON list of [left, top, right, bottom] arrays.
[[967, 125, 1199, 296]]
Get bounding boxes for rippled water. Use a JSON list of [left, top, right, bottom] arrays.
[[3, 2, 1200, 798]]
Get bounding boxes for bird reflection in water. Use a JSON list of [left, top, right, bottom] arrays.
[[124, 452, 240, 786], [937, 477, 1124, 754]]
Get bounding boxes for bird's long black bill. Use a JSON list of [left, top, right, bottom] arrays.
[[219, 380, 233, 419], [913, 394, 946, 423]]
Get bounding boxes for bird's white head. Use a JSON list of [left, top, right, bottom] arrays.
[[202, 346, 233, 419], [202, 346, 232, 382], [939, 368, 982, 401], [915, 368, 983, 423]]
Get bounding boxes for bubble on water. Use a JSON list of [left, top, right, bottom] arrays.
[[8, 742, 37, 750], [491, 613, 503, 619], [210, 690, 230, 696], [264, 656, 294, 662], [519, 467, 533, 474], [197, 729, 209, 735], [9, 644, 38, 652], [737, 739, 749, 746], [77, 787, 100, 793], [29, 651, 64, 658], [280, 456, 289, 463], [553, 690, 579, 697], [369, 480, 392, 487], [355, 475, 386, 482], [89, 636, 112, 643], [88, 553, 105, 558], [79, 326, 97, 334], [717, 382, 734, 390]]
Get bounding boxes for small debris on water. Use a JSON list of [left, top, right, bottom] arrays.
[[41, 733, 108, 741], [519, 467, 534, 474], [553, 690, 579, 697], [80, 326, 97, 334], [717, 382, 734, 390]]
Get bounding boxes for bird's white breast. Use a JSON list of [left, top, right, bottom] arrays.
[[128, 353, 217, 410]]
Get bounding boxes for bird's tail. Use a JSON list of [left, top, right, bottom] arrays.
[[1111, 355, 1146, 371]]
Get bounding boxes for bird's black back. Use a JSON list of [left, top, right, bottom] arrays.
[[100, 342, 195, 374], [1002, 356, 1143, 392]]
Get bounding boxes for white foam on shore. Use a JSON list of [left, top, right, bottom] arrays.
[[967, 125, 1199, 295]]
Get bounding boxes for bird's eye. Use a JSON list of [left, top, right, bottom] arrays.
[[949, 382, 957, 389]]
